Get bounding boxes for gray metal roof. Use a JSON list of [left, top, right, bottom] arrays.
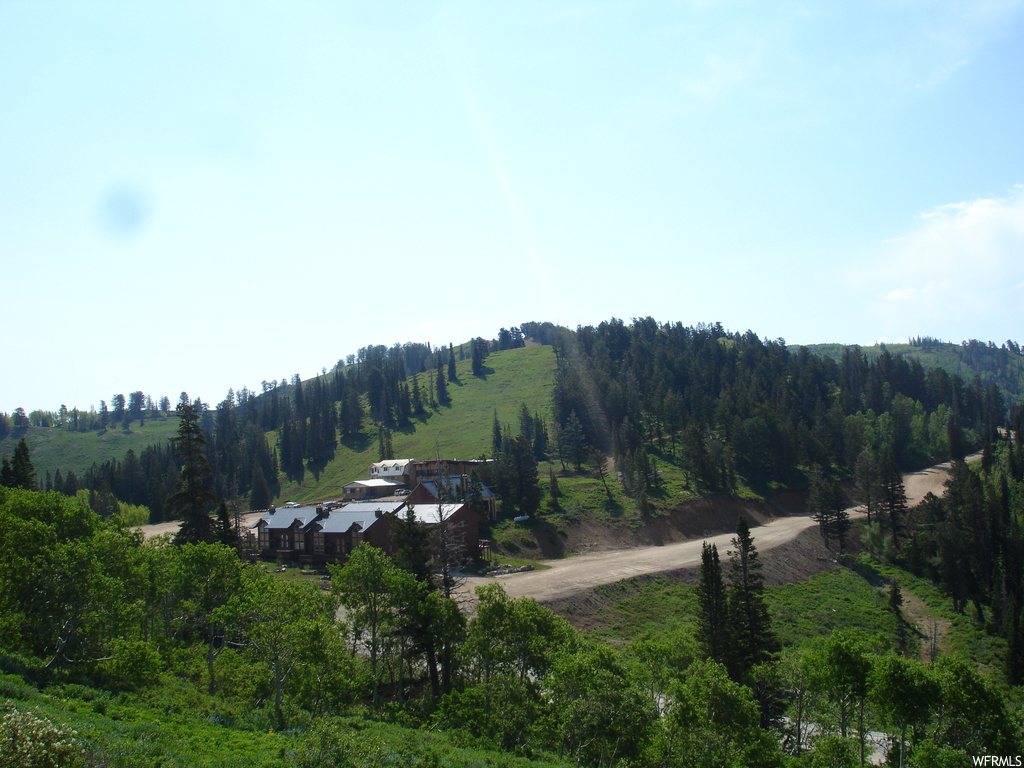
[[251, 508, 317, 530], [403, 502, 465, 524], [421, 476, 495, 500], [343, 478, 403, 489], [339, 500, 408, 516], [303, 509, 375, 534]]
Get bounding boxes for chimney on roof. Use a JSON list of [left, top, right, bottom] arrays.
[[269, 506, 276, 515]]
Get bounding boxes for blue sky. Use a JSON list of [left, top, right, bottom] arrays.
[[2, 1, 1023, 414]]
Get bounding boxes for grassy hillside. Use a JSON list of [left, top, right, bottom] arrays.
[[0, 416, 178, 479], [276, 344, 558, 503]]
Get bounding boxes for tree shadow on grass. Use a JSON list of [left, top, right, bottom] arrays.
[[472, 366, 495, 380], [340, 433, 372, 453], [603, 494, 626, 517], [306, 458, 328, 483], [847, 557, 888, 588]]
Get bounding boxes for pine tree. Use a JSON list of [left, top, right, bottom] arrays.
[[250, 461, 271, 510], [0, 456, 14, 488], [412, 374, 425, 416], [491, 410, 502, 457], [879, 451, 908, 549], [471, 337, 487, 376], [447, 345, 456, 382], [10, 438, 36, 490], [807, 465, 848, 552], [696, 542, 730, 667], [374, 424, 394, 462], [727, 516, 778, 678], [215, 500, 236, 547], [169, 399, 218, 545], [853, 447, 880, 525], [560, 411, 587, 472], [436, 357, 450, 405]]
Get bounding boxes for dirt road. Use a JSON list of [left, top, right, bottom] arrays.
[[466, 456, 965, 603], [140, 511, 265, 540], [137, 456, 965, 604]]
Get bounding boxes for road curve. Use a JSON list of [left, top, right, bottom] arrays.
[[136, 456, 967, 604], [468, 456, 966, 603]]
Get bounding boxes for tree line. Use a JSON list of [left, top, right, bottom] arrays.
[[0, 392, 174, 437]]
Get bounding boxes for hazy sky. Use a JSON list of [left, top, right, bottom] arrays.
[[2, 1, 1023, 414]]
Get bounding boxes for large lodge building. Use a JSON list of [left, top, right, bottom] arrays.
[[250, 458, 492, 566]]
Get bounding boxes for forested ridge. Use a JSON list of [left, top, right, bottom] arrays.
[[3, 318, 1024, 765], [2, 319, 1016, 526]]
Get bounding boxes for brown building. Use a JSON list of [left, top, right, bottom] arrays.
[[400, 501, 485, 561], [250, 499, 482, 565], [407, 475, 497, 520]]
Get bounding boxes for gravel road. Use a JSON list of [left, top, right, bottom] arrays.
[[463, 456, 965, 603], [137, 456, 966, 604]]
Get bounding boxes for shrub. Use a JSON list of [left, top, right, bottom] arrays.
[[0, 675, 36, 702], [0, 703, 86, 768]]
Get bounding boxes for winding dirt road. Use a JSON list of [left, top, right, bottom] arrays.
[[464, 456, 965, 603], [137, 456, 966, 604]]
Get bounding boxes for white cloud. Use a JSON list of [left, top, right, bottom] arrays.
[[859, 188, 1024, 341], [885, 287, 917, 301]]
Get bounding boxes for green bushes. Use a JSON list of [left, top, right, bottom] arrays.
[[0, 703, 85, 768]]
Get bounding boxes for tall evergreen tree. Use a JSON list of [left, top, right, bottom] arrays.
[[249, 460, 271, 511], [412, 374, 425, 416], [727, 516, 778, 678], [491, 410, 502, 457], [807, 465, 849, 552], [377, 425, 394, 461], [696, 542, 730, 667], [436, 356, 450, 406], [853, 447, 880, 525], [471, 337, 487, 376], [0, 456, 13, 488], [10, 438, 36, 490], [879, 452, 908, 549], [560, 411, 588, 472], [169, 399, 218, 545], [215, 500, 236, 546]]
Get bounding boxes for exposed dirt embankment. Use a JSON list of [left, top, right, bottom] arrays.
[[633, 492, 811, 546], [497, 492, 807, 560]]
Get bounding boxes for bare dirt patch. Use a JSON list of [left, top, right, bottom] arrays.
[[503, 495, 789, 561]]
